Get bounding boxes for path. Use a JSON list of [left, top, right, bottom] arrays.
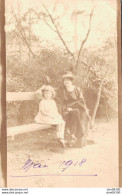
[[7, 118, 119, 187]]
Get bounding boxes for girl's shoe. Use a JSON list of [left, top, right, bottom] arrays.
[[58, 138, 66, 148]]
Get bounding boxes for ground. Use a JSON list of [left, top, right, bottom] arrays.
[[7, 118, 119, 188]]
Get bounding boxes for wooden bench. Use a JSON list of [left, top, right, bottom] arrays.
[[7, 92, 52, 140], [7, 91, 88, 147], [7, 123, 52, 140]]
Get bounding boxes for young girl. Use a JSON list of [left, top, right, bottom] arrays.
[[35, 85, 65, 146]]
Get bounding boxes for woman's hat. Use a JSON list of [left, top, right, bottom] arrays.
[[62, 71, 74, 79]]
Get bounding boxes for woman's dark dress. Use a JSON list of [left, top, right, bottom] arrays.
[[57, 86, 89, 141]]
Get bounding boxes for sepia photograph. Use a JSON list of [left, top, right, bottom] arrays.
[[1, 0, 119, 188]]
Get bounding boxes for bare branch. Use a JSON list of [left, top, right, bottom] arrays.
[[90, 56, 116, 128], [42, 2, 75, 60], [101, 55, 116, 84], [14, 29, 36, 58], [76, 6, 95, 69], [43, 17, 57, 32], [11, 8, 36, 58]]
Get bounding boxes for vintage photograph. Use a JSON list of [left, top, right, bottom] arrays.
[[5, 0, 118, 187]]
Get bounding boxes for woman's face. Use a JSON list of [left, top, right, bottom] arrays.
[[43, 90, 52, 100], [63, 78, 72, 87]]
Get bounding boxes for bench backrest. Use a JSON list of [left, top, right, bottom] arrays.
[[7, 92, 41, 102]]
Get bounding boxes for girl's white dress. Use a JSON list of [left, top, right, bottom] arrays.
[[35, 99, 63, 125]]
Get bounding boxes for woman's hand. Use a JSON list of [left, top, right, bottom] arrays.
[[67, 108, 72, 112]]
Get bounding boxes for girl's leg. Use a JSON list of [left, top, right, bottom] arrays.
[[56, 121, 65, 147], [56, 120, 65, 140]]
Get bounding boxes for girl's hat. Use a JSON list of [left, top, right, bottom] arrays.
[[62, 71, 74, 79], [42, 85, 55, 98]]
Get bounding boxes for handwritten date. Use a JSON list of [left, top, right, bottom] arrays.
[[21, 158, 87, 172]]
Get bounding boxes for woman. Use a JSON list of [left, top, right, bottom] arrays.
[[57, 71, 90, 147]]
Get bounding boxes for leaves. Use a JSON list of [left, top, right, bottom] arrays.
[[6, 6, 117, 123]]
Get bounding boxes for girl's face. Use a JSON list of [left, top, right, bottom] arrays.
[[43, 90, 52, 100], [63, 78, 72, 87]]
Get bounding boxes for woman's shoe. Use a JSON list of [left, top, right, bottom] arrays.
[[69, 135, 77, 147]]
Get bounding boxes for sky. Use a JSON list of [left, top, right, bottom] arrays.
[[5, 0, 117, 52]]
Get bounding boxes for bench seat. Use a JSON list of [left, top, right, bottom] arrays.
[[7, 123, 52, 140]]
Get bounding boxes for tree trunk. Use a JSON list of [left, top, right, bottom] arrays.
[[90, 82, 103, 128]]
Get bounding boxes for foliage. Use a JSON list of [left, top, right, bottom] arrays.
[[6, 6, 117, 127]]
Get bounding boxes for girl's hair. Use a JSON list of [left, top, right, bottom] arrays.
[[41, 85, 56, 99]]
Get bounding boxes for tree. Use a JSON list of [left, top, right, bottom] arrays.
[[9, 7, 40, 59], [6, 1, 117, 128], [77, 39, 117, 126], [90, 59, 116, 127], [38, 2, 95, 72], [39, 2, 117, 127]]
